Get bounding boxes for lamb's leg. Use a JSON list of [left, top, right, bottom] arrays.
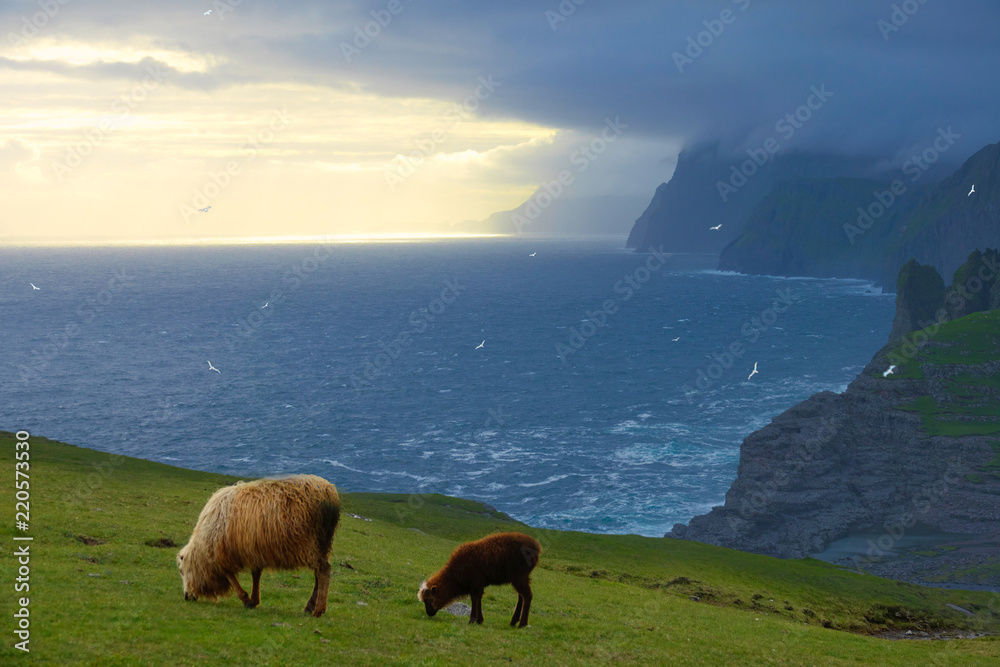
[[249, 568, 262, 608], [227, 573, 253, 608], [510, 594, 524, 627], [511, 576, 533, 627], [304, 576, 320, 614], [470, 591, 485, 625], [310, 561, 332, 618]]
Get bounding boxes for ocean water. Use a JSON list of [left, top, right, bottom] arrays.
[[0, 237, 895, 536]]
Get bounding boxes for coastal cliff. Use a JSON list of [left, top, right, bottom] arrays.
[[716, 177, 895, 280], [626, 144, 879, 253], [670, 257, 1000, 584], [715, 140, 1000, 287]]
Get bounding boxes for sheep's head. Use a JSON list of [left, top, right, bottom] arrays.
[[177, 544, 196, 601], [176, 542, 230, 601], [418, 579, 446, 617]]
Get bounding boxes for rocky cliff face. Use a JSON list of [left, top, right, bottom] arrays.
[[670, 261, 1000, 563], [716, 177, 897, 280], [879, 141, 1000, 287], [626, 144, 879, 253], [888, 259, 947, 340], [713, 140, 1000, 288]]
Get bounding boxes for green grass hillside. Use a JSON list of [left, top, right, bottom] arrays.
[[2, 432, 1000, 665]]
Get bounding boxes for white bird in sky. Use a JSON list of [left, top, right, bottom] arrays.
[[199, 206, 211, 213], [207, 361, 221, 373], [883, 365, 897, 377], [262, 301, 269, 308], [968, 184, 975, 196], [710, 224, 723, 230], [29, 283, 40, 290], [529, 252, 537, 257], [475, 340, 485, 350], [747, 362, 759, 380], [204, 9, 212, 15], [672, 337, 680, 342]]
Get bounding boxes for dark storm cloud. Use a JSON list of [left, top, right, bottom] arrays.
[[5, 0, 998, 163]]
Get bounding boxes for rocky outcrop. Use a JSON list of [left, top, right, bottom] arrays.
[[889, 250, 1000, 340], [670, 261, 1000, 562], [889, 259, 946, 340], [669, 358, 1000, 558]]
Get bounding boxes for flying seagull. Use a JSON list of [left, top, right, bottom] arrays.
[[262, 301, 269, 308], [29, 283, 40, 290], [709, 224, 723, 230], [207, 361, 221, 373], [199, 206, 211, 213], [475, 340, 485, 350], [747, 362, 759, 380], [968, 185, 975, 196], [883, 365, 897, 377], [204, 9, 212, 15], [672, 337, 680, 342], [529, 252, 537, 257]]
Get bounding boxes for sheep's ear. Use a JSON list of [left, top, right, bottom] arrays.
[[429, 585, 438, 595]]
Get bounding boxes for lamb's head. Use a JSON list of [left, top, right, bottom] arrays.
[[418, 579, 447, 617]]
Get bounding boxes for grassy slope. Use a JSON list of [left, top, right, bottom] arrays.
[[2, 433, 1000, 665]]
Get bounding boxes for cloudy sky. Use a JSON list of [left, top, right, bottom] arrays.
[[2, 0, 998, 242]]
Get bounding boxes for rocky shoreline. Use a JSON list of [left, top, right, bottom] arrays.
[[669, 259, 1000, 588]]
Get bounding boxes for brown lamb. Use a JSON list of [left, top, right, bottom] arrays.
[[418, 532, 541, 627]]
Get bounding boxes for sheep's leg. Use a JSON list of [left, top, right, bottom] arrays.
[[249, 568, 262, 608], [305, 576, 319, 614], [310, 561, 332, 618], [511, 576, 533, 627], [470, 590, 485, 625], [510, 594, 524, 627], [227, 573, 253, 608]]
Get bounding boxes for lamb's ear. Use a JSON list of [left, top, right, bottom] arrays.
[[429, 585, 438, 595]]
